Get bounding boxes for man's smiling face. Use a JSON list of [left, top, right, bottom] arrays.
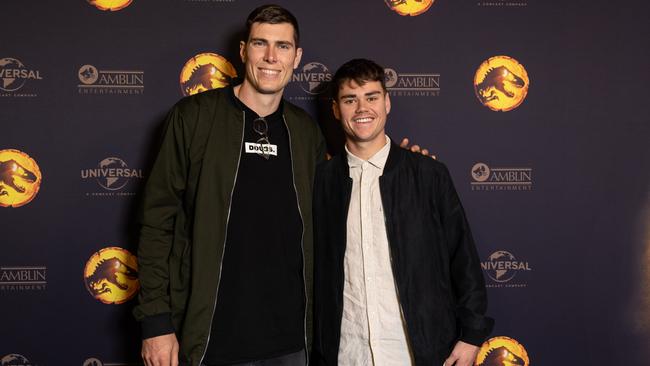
[[333, 79, 391, 150], [240, 22, 302, 96]]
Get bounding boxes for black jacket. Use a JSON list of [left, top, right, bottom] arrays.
[[311, 143, 494, 365]]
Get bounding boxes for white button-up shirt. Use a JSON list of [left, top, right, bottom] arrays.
[[338, 137, 414, 366]]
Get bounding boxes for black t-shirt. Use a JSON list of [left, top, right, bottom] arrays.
[[203, 88, 304, 365]]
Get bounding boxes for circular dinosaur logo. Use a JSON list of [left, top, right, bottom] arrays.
[[83, 247, 139, 304], [87, 0, 133, 11], [1, 354, 34, 366], [471, 163, 491, 182], [474, 56, 529, 112], [0, 149, 42, 208], [180, 53, 238, 96], [385, 0, 434, 16], [475, 336, 529, 366]]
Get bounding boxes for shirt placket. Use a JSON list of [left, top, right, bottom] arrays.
[[360, 162, 379, 360]]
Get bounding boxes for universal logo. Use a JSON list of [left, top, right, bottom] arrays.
[[1, 354, 37, 366], [0, 266, 46, 291], [476, 336, 530, 366], [385, 0, 435, 16], [180, 53, 237, 96], [78, 64, 144, 95], [477, 0, 528, 7], [471, 162, 532, 191], [384, 67, 440, 97], [289, 61, 332, 100], [83, 358, 134, 366], [87, 0, 133, 11], [80, 157, 144, 197], [0, 57, 43, 97], [83, 246, 139, 304], [481, 250, 532, 288]]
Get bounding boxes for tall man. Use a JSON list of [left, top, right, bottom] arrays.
[[312, 59, 494, 366], [134, 5, 325, 366]]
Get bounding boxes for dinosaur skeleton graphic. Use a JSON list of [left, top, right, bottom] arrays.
[[0, 159, 37, 197], [476, 66, 526, 104], [182, 63, 231, 96], [86, 257, 138, 296], [386, 0, 425, 7], [479, 346, 526, 366]]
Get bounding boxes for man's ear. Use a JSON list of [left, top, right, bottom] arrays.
[[332, 100, 341, 120], [385, 92, 391, 115], [239, 40, 247, 63], [293, 47, 303, 69]]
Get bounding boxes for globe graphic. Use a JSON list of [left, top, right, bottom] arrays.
[[0, 58, 26, 92], [302, 62, 330, 94], [488, 250, 517, 282], [1, 354, 31, 366], [98, 157, 128, 190]]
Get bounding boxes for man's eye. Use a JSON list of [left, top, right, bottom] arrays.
[[367, 96, 378, 102], [251, 41, 264, 46], [278, 44, 291, 50], [343, 99, 356, 105]]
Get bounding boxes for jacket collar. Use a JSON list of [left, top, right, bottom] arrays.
[[336, 140, 404, 179]]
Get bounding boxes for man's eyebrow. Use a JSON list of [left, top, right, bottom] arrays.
[[339, 94, 358, 100], [364, 91, 382, 97], [276, 40, 294, 47], [249, 37, 268, 44]]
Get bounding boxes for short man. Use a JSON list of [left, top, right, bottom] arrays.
[[311, 59, 494, 366], [134, 5, 324, 366]]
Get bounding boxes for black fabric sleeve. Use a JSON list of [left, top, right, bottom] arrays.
[[437, 163, 494, 346]]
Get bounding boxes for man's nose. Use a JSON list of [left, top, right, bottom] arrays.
[[264, 46, 277, 63]]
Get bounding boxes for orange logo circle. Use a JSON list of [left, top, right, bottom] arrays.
[[475, 336, 530, 366], [0, 149, 42, 208], [179, 53, 238, 96], [87, 0, 133, 11], [474, 55, 530, 112], [83, 247, 139, 304], [385, 0, 434, 16]]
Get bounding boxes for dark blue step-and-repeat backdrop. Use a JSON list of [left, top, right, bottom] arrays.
[[2, 0, 649, 365]]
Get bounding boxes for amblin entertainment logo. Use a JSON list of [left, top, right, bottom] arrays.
[[0, 57, 43, 97], [384, 67, 440, 97], [81, 157, 144, 197], [78, 64, 144, 95], [471, 162, 532, 191], [0, 266, 47, 291]]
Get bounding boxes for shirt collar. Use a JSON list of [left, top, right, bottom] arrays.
[[346, 136, 391, 169]]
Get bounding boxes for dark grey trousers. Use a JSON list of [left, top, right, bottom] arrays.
[[201, 349, 306, 366]]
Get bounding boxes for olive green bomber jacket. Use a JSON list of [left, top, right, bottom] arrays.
[[133, 87, 326, 365]]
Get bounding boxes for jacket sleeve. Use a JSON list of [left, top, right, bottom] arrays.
[[437, 163, 494, 346], [132, 105, 189, 339]]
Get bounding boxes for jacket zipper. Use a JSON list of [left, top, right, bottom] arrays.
[[198, 111, 246, 365], [283, 115, 309, 365], [380, 181, 416, 363]]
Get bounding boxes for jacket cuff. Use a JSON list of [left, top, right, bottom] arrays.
[[140, 313, 175, 340], [459, 326, 489, 346]]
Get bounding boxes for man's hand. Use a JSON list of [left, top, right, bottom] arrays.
[[399, 137, 436, 159], [443, 340, 480, 366], [142, 333, 179, 366]]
